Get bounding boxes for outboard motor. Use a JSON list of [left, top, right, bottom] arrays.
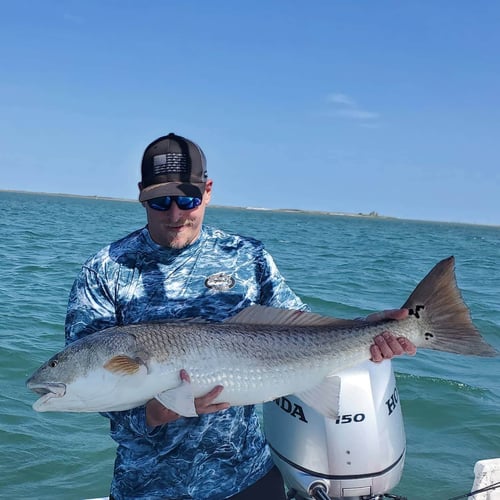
[[263, 360, 406, 500]]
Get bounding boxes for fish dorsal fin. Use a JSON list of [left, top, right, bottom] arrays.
[[103, 355, 146, 375], [225, 305, 359, 328], [295, 375, 341, 419]]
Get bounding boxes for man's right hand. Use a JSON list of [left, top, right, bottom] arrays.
[[146, 369, 230, 428]]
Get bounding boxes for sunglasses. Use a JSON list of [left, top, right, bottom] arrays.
[[146, 196, 202, 211]]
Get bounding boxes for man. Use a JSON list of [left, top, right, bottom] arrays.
[[65, 133, 415, 500]]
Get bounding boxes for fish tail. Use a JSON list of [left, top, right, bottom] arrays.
[[402, 256, 497, 357]]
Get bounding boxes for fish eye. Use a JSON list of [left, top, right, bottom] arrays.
[[49, 359, 59, 368]]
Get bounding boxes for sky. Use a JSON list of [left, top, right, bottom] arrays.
[[1, 0, 499, 225]]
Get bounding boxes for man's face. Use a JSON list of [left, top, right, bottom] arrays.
[[142, 180, 213, 249]]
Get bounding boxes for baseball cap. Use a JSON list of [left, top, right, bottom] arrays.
[[139, 133, 208, 202]]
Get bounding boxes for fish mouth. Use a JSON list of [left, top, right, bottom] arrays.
[[27, 383, 66, 410]]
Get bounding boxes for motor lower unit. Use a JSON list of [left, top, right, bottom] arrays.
[[263, 360, 406, 500]]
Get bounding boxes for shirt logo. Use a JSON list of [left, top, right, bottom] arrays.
[[205, 272, 236, 291]]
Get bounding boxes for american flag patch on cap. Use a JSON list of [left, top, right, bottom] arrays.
[[152, 152, 189, 175]]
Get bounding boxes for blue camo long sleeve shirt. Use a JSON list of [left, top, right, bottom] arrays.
[[64, 225, 307, 500]]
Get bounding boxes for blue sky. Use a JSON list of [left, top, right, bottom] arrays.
[[1, 1, 499, 225]]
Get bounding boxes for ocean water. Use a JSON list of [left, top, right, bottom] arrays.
[[0, 191, 499, 500]]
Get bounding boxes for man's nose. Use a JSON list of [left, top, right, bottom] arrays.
[[167, 203, 183, 221]]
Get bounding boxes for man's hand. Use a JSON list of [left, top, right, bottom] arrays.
[[180, 370, 230, 415], [365, 308, 417, 363], [146, 369, 230, 428]]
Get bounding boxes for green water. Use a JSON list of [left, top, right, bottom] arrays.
[[0, 191, 498, 499]]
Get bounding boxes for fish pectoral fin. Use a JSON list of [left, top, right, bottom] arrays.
[[103, 355, 147, 375], [155, 380, 198, 418], [295, 376, 341, 419]]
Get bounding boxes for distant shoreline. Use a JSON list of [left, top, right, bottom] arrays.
[[1, 189, 498, 228], [0, 189, 397, 220], [0, 189, 388, 218], [213, 204, 397, 221], [0, 189, 137, 204]]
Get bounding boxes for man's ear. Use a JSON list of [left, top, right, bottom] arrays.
[[138, 182, 147, 207], [204, 180, 213, 204]]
